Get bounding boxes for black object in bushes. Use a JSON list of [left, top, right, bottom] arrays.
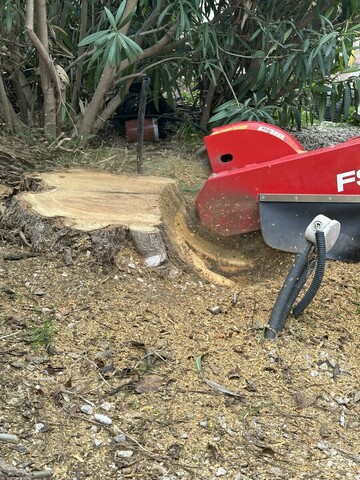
[[114, 82, 172, 138]]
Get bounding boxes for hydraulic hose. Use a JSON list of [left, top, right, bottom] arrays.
[[292, 230, 326, 318], [264, 242, 314, 339]]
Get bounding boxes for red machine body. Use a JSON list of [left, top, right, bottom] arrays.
[[196, 121, 360, 236]]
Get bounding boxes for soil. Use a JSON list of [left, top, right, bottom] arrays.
[[1, 124, 360, 480]]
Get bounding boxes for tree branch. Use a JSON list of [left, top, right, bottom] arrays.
[[25, 0, 62, 100]]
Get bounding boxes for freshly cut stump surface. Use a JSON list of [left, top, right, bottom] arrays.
[[5, 168, 189, 267], [21, 168, 177, 231]]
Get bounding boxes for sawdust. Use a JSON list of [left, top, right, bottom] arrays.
[[1, 125, 360, 480]]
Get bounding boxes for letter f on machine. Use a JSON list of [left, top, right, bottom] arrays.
[[337, 170, 360, 192]]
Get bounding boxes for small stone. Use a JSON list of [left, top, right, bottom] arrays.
[[12, 445, 28, 453], [216, 467, 227, 477], [100, 402, 112, 412], [167, 267, 180, 279], [117, 450, 134, 458], [316, 441, 329, 451], [339, 407, 346, 427], [94, 438, 103, 446], [180, 433, 188, 439], [113, 433, 126, 443], [310, 370, 319, 377], [35, 422, 45, 433], [41, 307, 52, 314], [94, 413, 112, 425], [34, 291, 45, 296], [208, 305, 222, 315], [320, 424, 330, 438], [80, 404, 93, 415], [199, 420, 208, 428], [63, 247, 74, 266]]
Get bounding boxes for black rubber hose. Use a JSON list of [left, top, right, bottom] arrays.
[[264, 242, 314, 339], [292, 230, 326, 318]]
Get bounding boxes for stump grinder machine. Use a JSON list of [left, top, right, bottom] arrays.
[[196, 121, 360, 262]]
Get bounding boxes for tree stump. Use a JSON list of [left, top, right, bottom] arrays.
[[3, 168, 188, 267]]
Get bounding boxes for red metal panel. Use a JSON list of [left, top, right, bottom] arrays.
[[196, 122, 360, 236], [205, 121, 305, 173]]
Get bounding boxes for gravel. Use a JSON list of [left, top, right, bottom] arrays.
[[291, 122, 360, 149]]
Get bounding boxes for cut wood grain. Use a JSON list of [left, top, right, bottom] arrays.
[[4, 168, 188, 266]]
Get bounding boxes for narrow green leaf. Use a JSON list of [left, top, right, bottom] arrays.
[[117, 33, 143, 62], [305, 50, 314, 79], [5, 1, 12, 33], [341, 38, 350, 67], [283, 27, 294, 43], [317, 54, 327, 78], [250, 28, 262, 42], [88, 46, 104, 67], [251, 61, 265, 91], [303, 38, 310, 52], [343, 83, 351, 119], [282, 53, 295, 77], [194, 355, 203, 374], [104, 6, 117, 30], [107, 39, 117, 67], [118, 8, 137, 29], [115, 0, 126, 24], [314, 31, 338, 56], [78, 30, 109, 47], [253, 50, 265, 59], [157, 4, 172, 27]]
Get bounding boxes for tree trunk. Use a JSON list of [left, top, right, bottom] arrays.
[[71, 0, 88, 111], [75, 0, 138, 138], [200, 68, 222, 129], [0, 73, 26, 132], [0, 73, 14, 131], [4, 61, 33, 125], [36, 0, 57, 136], [25, 0, 62, 136]]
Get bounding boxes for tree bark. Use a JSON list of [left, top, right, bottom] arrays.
[[71, 0, 88, 110], [0, 73, 14, 130], [3, 61, 33, 125], [25, 0, 61, 136], [3, 169, 188, 268], [36, 0, 57, 136], [75, 0, 139, 138], [0, 73, 27, 132], [200, 68, 222, 128]]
